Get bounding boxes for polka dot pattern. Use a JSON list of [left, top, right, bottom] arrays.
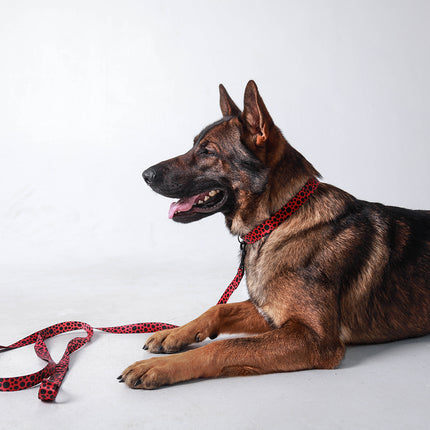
[[0, 321, 178, 401], [98, 322, 178, 334], [217, 267, 244, 305], [0, 321, 94, 401], [0, 178, 319, 401], [242, 178, 319, 244]]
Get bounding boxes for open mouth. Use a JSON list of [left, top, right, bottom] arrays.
[[168, 188, 227, 222]]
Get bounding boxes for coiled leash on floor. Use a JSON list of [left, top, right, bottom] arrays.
[[0, 178, 319, 402]]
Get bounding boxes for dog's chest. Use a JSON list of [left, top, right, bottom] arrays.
[[243, 235, 303, 328], [244, 242, 271, 308]]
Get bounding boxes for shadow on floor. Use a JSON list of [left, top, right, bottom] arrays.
[[339, 334, 430, 369]]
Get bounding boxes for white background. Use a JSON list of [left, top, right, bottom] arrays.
[[1, 0, 429, 266], [1, 1, 429, 429]]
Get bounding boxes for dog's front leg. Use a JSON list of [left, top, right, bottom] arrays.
[[143, 300, 270, 353], [120, 319, 345, 389]]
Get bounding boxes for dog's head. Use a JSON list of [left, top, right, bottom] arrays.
[[143, 81, 318, 231]]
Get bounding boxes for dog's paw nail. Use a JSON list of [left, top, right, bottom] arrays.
[[195, 334, 201, 342], [117, 375, 123, 380], [209, 333, 219, 340], [143, 344, 148, 350], [158, 345, 164, 352], [133, 379, 141, 388]]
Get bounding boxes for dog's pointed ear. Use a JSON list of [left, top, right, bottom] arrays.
[[242, 80, 273, 147], [219, 84, 241, 117]]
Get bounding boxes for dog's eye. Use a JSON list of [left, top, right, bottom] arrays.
[[198, 146, 216, 156]]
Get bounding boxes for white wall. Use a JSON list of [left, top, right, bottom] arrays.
[[1, 0, 429, 266]]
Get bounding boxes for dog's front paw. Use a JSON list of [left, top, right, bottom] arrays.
[[143, 327, 195, 353], [118, 358, 170, 389], [143, 307, 220, 353], [144, 324, 215, 354], [119, 354, 193, 389]]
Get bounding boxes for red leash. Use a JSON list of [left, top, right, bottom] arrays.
[[0, 178, 319, 402]]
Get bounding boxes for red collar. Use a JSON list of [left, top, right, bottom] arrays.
[[241, 177, 320, 244], [216, 177, 319, 305]]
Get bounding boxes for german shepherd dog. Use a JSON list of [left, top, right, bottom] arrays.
[[120, 81, 430, 389]]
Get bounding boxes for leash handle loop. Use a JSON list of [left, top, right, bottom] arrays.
[[0, 265, 244, 401]]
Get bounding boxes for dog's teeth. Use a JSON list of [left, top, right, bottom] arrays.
[[198, 200, 204, 204], [209, 190, 216, 197], [204, 195, 210, 201], [215, 190, 220, 194]]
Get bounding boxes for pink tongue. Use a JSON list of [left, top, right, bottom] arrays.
[[168, 196, 197, 219]]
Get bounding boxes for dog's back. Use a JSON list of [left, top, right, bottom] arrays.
[[318, 184, 429, 344], [245, 180, 430, 345]]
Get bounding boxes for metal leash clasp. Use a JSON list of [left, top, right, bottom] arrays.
[[238, 236, 247, 270]]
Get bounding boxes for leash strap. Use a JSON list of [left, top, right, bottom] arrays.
[[0, 177, 319, 402], [0, 270, 243, 401]]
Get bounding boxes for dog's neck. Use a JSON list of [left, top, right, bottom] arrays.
[[240, 178, 320, 243], [227, 134, 320, 237], [227, 176, 316, 236]]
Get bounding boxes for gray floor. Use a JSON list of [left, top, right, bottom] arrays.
[[1, 259, 429, 430]]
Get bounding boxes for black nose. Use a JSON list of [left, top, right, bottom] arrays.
[[142, 168, 156, 185]]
